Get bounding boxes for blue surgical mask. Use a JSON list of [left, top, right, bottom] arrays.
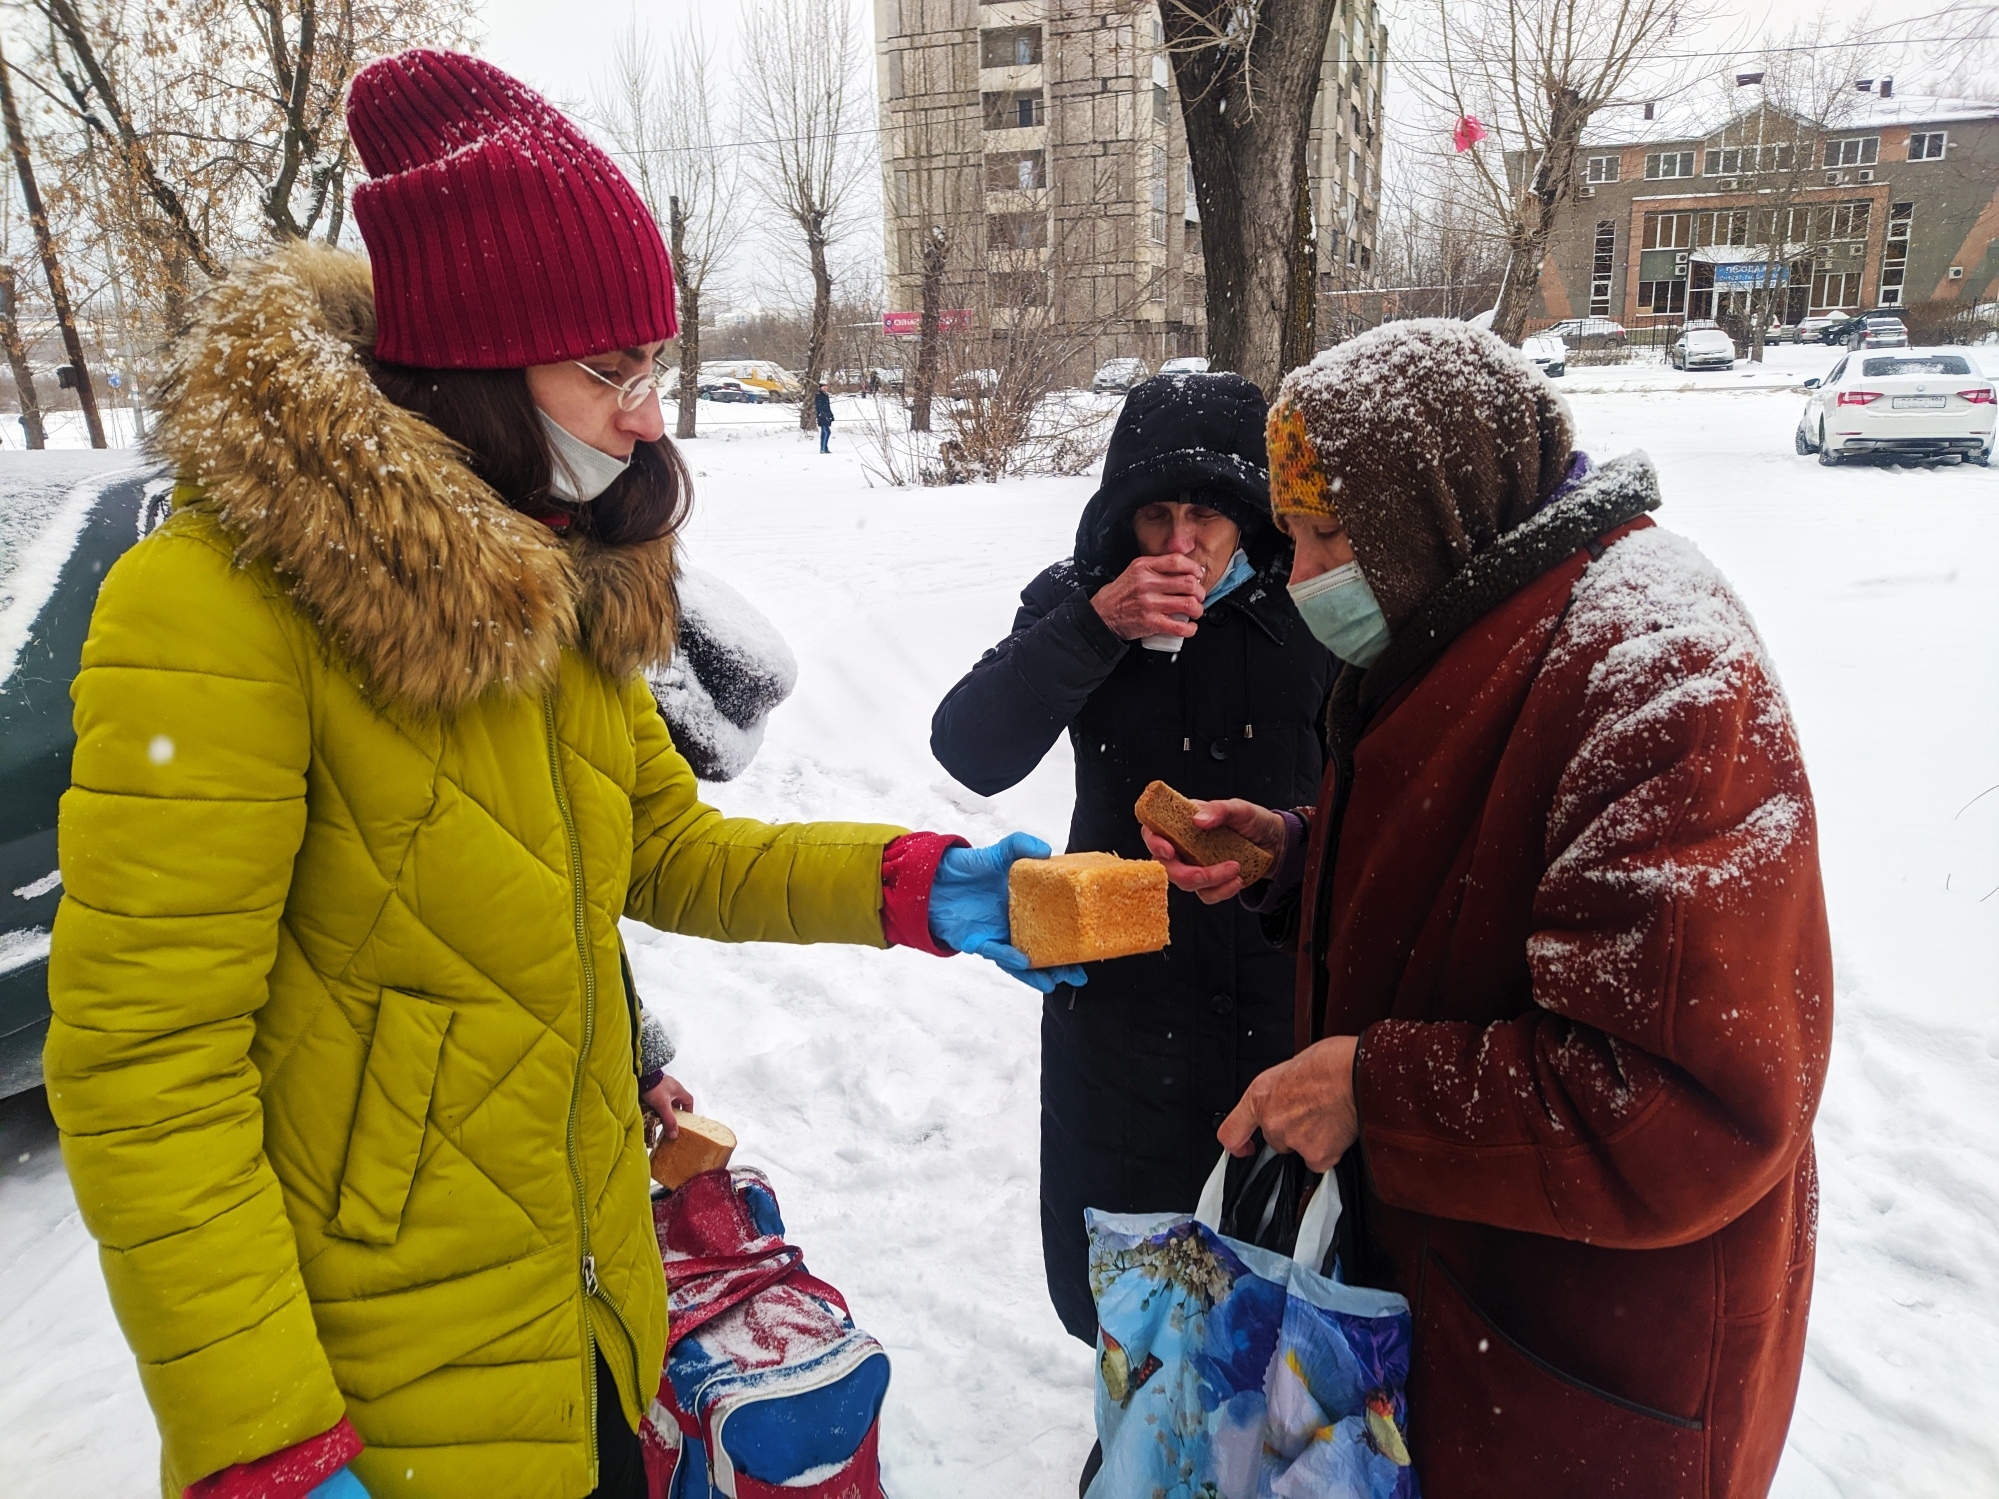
[[1204, 548, 1255, 606], [1288, 562, 1391, 667], [536, 407, 632, 503]]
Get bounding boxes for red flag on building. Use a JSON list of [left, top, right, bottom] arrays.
[[1452, 115, 1488, 152]]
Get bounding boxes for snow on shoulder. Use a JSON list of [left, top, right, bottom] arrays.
[[647, 567, 800, 783], [1546, 512, 1809, 904]]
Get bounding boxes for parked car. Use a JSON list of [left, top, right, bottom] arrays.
[[1091, 357, 1149, 392], [1792, 312, 1852, 344], [1794, 348, 1995, 465], [697, 359, 802, 399], [698, 377, 766, 403], [1522, 332, 1567, 378], [1158, 356, 1211, 375], [1670, 327, 1737, 370], [1542, 317, 1627, 349], [1851, 317, 1911, 351]]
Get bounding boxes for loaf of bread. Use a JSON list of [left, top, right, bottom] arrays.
[[649, 1112, 737, 1190], [1009, 852, 1170, 968], [1133, 780, 1276, 884]]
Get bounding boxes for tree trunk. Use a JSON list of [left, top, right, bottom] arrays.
[[1281, 152, 1319, 370], [0, 265, 46, 449], [0, 39, 105, 449], [1490, 90, 1588, 347], [1169, 0, 1339, 395], [799, 219, 833, 431], [910, 226, 948, 434], [670, 195, 700, 440]]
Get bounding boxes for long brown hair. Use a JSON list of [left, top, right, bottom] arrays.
[[367, 360, 692, 547]]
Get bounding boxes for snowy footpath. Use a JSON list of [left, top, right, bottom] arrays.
[[2, 375, 1996, 1495]]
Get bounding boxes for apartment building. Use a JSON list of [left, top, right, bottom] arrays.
[[1527, 90, 1999, 331], [874, 0, 1387, 370]]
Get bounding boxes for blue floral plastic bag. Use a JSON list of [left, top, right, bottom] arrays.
[[1085, 1157, 1419, 1499]]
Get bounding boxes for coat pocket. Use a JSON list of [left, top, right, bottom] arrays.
[[328, 990, 453, 1247], [1411, 1250, 1707, 1498]]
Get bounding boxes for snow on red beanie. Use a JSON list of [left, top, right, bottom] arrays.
[[347, 49, 677, 369]]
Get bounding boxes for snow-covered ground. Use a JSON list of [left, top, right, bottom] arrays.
[[2, 364, 1996, 1496]]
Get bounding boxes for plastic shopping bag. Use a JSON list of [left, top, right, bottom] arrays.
[[1084, 1155, 1419, 1499]]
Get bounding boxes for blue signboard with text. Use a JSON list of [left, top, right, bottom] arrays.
[[1713, 262, 1789, 287]]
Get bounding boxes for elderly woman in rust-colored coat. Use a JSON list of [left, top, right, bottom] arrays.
[[1150, 321, 1831, 1499]]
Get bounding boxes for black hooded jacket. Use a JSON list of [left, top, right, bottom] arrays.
[[930, 373, 1334, 1342]]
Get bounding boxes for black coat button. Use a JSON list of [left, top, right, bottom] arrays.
[[1209, 738, 1231, 761], [1211, 993, 1233, 1014]]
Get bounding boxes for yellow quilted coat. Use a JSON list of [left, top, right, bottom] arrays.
[[45, 245, 905, 1498]]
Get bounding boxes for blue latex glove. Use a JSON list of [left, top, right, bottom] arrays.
[[930, 833, 1090, 993], [309, 1468, 370, 1498]]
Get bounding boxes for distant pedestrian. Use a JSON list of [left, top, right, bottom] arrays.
[[815, 381, 834, 452]]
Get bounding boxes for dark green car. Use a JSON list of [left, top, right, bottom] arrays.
[[2, 461, 171, 1095]]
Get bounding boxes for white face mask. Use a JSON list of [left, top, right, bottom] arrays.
[[1287, 561, 1392, 668], [535, 407, 632, 503]]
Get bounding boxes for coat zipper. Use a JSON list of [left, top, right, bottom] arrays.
[[544, 689, 625, 1488]]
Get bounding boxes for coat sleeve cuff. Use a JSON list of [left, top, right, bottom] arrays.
[[879, 831, 971, 956], [185, 1418, 363, 1499], [1061, 586, 1132, 663], [1239, 809, 1309, 912]]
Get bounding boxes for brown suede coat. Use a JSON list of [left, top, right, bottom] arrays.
[[1298, 455, 1831, 1499]]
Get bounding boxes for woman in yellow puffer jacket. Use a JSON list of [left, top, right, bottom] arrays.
[[46, 52, 1078, 1499]]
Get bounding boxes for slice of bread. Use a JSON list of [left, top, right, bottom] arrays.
[[1009, 852, 1170, 968], [1134, 780, 1275, 884], [649, 1112, 737, 1190]]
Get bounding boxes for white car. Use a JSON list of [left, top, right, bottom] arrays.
[[1158, 356, 1211, 375], [1671, 327, 1737, 370], [1092, 357, 1149, 392], [1522, 333, 1567, 378], [1795, 348, 1995, 465]]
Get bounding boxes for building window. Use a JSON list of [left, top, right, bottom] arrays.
[[985, 150, 1047, 191], [1641, 210, 1693, 249], [1151, 146, 1168, 244], [1909, 132, 1947, 161], [1811, 270, 1862, 310], [1154, 84, 1170, 125], [1878, 202, 1913, 307], [988, 210, 1047, 250], [1644, 150, 1695, 180], [991, 269, 1048, 308], [1590, 220, 1616, 316], [1637, 278, 1687, 313], [980, 27, 1042, 67], [1823, 136, 1879, 168], [1702, 144, 1796, 176], [982, 91, 1045, 129], [1797, 199, 1871, 244], [1184, 160, 1200, 223], [1585, 154, 1620, 184]]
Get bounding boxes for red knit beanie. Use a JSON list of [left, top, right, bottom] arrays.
[[347, 49, 678, 369]]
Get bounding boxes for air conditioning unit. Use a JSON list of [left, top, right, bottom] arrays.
[[1858, 168, 1875, 183], [1949, 265, 1966, 279], [1716, 177, 1737, 190], [1579, 185, 1595, 199], [1825, 170, 1847, 185]]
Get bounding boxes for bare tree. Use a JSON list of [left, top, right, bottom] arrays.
[[0, 265, 47, 448], [1417, 0, 1708, 344], [596, 19, 742, 440], [740, 0, 871, 430], [1154, 0, 1341, 393], [1703, 21, 1864, 362], [1371, 170, 1511, 321], [0, 34, 104, 447]]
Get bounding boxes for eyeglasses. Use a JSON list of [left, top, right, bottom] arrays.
[[572, 355, 672, 411]]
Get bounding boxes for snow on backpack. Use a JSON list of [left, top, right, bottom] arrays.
[[641, 1167, 890, 1499], [1084, 1152, 1420, 1499]]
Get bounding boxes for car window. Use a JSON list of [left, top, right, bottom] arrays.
[[1827, 358, 1849, 383], [1862, 356, 1972, 377]]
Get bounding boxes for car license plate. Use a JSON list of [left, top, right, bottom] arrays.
[[1892, 395, 1946, 409]]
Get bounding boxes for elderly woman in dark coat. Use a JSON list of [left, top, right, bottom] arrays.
[[931, 373, 1334, 1344]]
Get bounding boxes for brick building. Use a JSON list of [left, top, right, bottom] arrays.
[[873, 0, 1388, 371], [1525, 91, 1999, 331]]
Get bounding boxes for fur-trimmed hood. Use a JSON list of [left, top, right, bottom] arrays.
[[150, 242, 677, 716]]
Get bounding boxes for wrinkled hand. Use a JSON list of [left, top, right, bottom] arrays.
[[930, 833, 1090, 994], [1141, 797, 1286, 904], [642, 1073, 694, 1145], [1091, 553, 1207, 641], [1218, 1036, 1360, 1172]]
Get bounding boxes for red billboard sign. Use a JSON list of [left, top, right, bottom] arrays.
[[883, 309, 972, 337]]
